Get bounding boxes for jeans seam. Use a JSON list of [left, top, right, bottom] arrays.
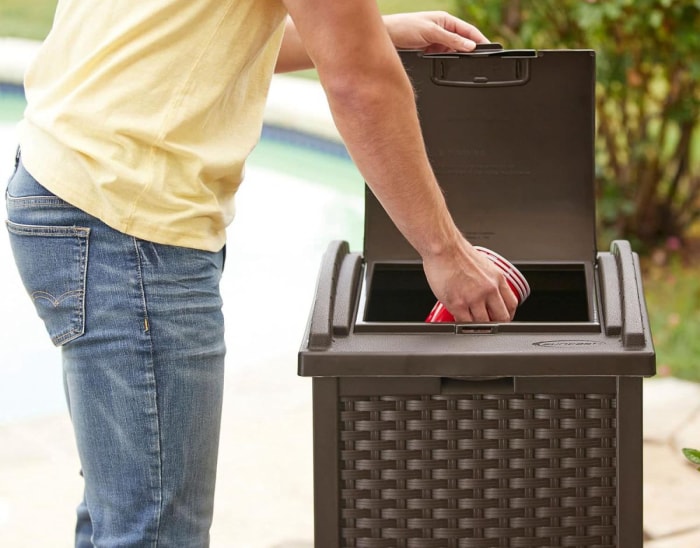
[[132, 236, 163, 547]]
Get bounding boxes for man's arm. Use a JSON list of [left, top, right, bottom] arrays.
[[275, 17, 312, 73], [275, 11, 490, 73], [279, 1, 517, 322]]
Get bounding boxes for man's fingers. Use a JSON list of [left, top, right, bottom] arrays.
[[487, 294, 514, 322], [429, 25, 477, 52], [503, 278, 520, 319], [383, 11, 489, 53], [445, 15, 489, 45], [469, 305, 491, 323]]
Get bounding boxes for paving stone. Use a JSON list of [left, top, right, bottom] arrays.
[[643, 378, 700, 444], [643, 443, 700, 540], [671, 407, 700, 457], [210, 396, 314, 547], [644, 526, 700, 548], [0, 453, 81, 548], [0, 415, 77, 463]]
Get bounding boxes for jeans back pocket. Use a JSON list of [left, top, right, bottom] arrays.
[[6, 221, 90, 346]]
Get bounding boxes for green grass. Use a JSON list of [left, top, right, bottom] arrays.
[[643, 258, 700, 382], [0, 0, 57, 40]]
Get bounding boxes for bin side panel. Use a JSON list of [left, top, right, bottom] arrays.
[[335, 390, 619, 547], [313, 378, 342, 547], [616, 377, 643, 548]]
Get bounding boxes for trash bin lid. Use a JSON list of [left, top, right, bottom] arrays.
[[364, 49, 597, 265]]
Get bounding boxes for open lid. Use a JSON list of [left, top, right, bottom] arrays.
[[364, 48, 597, 264]]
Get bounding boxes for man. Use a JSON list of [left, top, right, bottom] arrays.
[[6, 1, 517, 546]]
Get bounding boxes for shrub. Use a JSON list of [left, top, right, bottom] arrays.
[[454, 0, 700, 251]]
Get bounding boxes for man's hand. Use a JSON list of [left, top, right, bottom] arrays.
[[422, 239, 518, 323], [384, 11, 489, 53]]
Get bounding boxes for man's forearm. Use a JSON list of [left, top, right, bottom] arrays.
[[321, 56, 462, 259]]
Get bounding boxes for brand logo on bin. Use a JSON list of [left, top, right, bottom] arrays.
[[533, 339, 603, 348]]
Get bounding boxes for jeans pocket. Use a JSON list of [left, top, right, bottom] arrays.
[[6, 220, 90, 346]]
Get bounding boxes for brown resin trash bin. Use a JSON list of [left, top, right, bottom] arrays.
[[298, 48, 655, 548]]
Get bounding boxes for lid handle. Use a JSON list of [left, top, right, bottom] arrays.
[[424, 45, 536, 87], [610, 240, 647, 348], [598, 253, 622, 336], [308, 241, 352, 350]]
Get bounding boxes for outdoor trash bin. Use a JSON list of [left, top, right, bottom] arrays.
[[298, 48, 656, 548]]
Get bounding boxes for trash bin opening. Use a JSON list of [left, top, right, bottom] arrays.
[[362, 262, 590, 323]]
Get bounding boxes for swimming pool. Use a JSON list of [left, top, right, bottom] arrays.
[[0, 84, 365, 423]]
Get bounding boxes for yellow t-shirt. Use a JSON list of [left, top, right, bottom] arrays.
[[19, 0, 287, 251]]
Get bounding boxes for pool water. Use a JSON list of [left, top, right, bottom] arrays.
[[0, 85, 26, 123], [0, 87, 365, 423]]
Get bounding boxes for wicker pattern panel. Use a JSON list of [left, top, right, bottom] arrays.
[[339, 393, 617, 548]]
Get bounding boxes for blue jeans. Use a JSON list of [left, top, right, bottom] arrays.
[[5, 156, 226, 547]]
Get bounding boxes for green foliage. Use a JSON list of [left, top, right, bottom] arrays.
[[454, 0, 700, 252], [683, 447, 700, 471]]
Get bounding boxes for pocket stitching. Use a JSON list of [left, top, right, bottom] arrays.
[[6, 220, 90, 237], [6, 220, 90, 346], [32, 289, 84, 307]]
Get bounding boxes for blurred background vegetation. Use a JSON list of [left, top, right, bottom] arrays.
[[448, 0, 700, 381], [0, 0, 56, 39], [2, 0, 699, 381]]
